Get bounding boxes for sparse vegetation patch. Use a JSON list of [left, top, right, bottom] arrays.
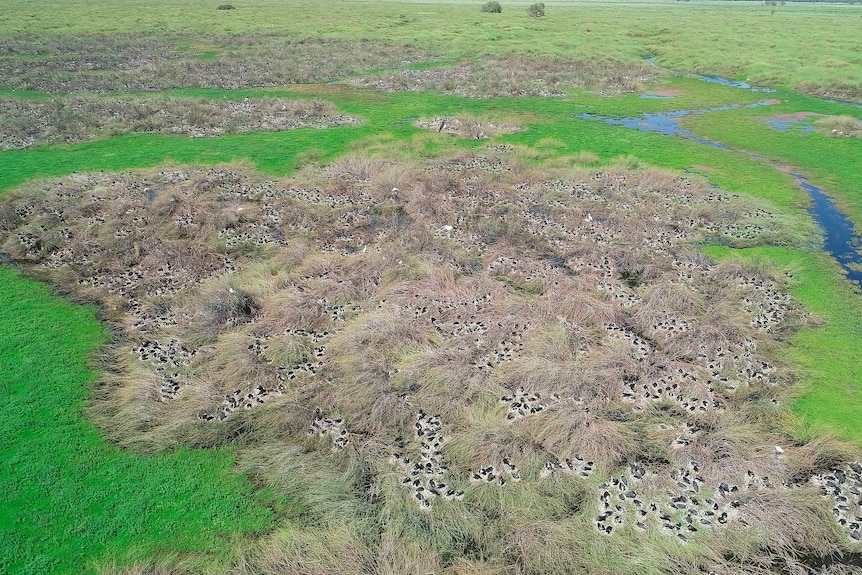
[[0, 96, 358, 150], [352, 54, 660, 98], [814, 115, 862, 139]]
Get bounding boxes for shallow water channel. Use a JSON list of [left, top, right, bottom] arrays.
[[575, 95, 862, 288]]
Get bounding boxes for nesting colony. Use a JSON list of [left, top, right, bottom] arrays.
[[0, 150, 848, 571]]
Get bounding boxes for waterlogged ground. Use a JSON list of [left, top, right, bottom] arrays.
[[1, 6, 862, 574]]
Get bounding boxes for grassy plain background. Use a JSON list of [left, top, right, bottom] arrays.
[[3, 0, 861, 96]]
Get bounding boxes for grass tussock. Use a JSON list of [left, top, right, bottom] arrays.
[[814, 115, 862, 139], [414, 116, 523, 140], [242, 524, 369, 575]]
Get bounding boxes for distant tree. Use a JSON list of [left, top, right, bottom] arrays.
[[527, 2, 545, 16], [481, 1, 502, 13]]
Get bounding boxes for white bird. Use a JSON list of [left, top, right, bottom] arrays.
[[585, 213, 593, 222]]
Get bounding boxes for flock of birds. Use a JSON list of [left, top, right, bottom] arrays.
[[394, 411, 464, 508], [309, 408, 350, 449], [812, 463, 862, 541], [131, 338, 197, 400]]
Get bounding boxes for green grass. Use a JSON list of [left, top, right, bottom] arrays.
[[0, 126, 366, 193], [0, 267, 273, 574], [703, 245, 862, 445], [682, 93, 862, 225]]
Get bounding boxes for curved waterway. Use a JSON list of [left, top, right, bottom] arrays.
[[575, 96, 862, 288], [698, 75, 775, 93]]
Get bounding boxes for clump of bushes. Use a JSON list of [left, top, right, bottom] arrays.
[[527, 2, 545, 17], [217, 4, 235, 9], [481, 1, 502, 13]]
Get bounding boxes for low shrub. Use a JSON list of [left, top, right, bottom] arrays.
[[205, 287, 260, 328], [527, 2, 545, 17], [481, 1, 502, 13], [217, 4, 235, 9]]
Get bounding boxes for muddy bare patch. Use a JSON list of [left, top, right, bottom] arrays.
[[640, 87, 682, 98], [759, 112, 822, 134]]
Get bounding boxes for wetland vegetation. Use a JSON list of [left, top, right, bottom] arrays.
[[2, 1, 862, 573]]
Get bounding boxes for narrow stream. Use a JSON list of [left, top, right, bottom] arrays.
[[575, 87, 862, 288], [698, 75, 775, 93], [575, 101, 777, 149]]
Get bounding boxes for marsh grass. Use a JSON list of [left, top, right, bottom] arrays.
[[3, 0, 861, 100], [2, 2, 862, 573], [354, 53, 659, 98], [3, 151, 852, 573], [0, 271, 271, 575]]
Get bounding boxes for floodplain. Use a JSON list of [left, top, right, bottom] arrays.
[[1, 1, 862, 573]]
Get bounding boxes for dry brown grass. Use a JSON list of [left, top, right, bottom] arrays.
[[414, 116, 523, 140], [241, 524, 369, 575], [0, 33, 438, 94]]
